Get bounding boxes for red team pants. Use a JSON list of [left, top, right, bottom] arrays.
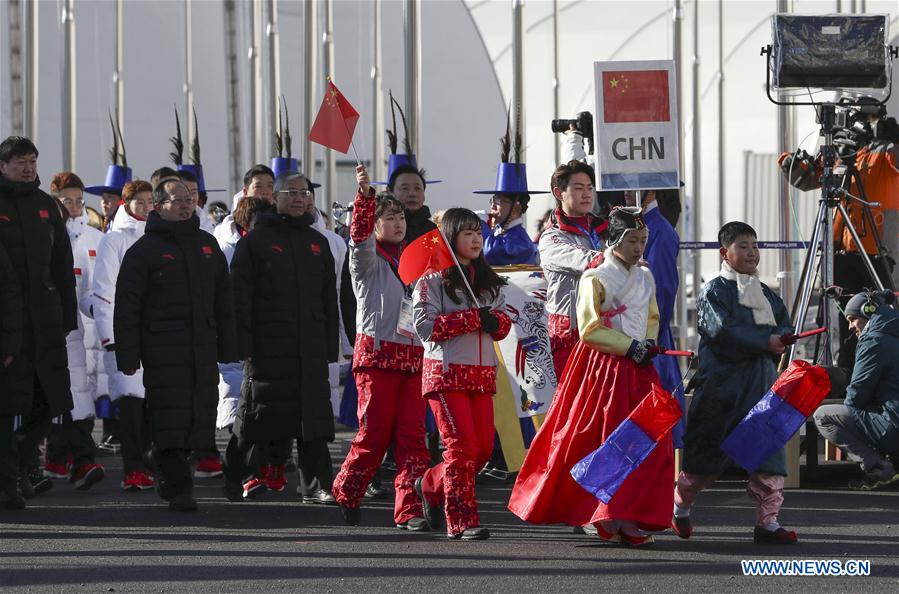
[[332, 368, 430, 524], [419, 390, 495, 535]]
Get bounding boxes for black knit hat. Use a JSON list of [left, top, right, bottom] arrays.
[[607, 206, 646, 248]]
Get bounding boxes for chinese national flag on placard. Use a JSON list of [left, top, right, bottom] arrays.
[[308, 79, 360, 154], [398, 229, 456, 285], [602, 70, 670, 123]]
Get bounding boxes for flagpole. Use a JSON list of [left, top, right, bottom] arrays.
[[436, 227, 481, 308]]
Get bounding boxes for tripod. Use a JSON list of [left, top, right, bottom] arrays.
[[788, 103, 890, 366]]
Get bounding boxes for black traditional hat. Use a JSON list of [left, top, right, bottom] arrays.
[[606, 206, 647, 248]]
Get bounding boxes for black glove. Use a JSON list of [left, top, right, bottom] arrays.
[[479, 306, 500, 334], [626, 339, 657, 365], [104, 343, 116, 352]]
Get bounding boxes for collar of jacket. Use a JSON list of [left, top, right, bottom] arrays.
[[256, 210, 315, 229], [405, 204, 432, 226], [553, 207, 608, 236], [0, 175, 41, 197], [145, 210, 201, 235]]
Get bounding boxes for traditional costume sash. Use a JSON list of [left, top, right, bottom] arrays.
[[719, 261, 776, 326]]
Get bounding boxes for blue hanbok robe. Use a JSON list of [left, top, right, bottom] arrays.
[[682, 276, 792, 476], [482, 219, 538, 266], [643, 205, 685, 447]]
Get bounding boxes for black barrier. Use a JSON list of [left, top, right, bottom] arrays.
[[679, 241, 809, 250]]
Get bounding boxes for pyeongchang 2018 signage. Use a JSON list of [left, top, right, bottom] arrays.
[[593, 60, 680, 191]]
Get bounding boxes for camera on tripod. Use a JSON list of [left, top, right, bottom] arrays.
[[551, 111, 594, 155], [832, 97, 899, 156]]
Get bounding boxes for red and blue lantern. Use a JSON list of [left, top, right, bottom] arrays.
[[721, 360, 831, 472], [570, 385, 681, 504]]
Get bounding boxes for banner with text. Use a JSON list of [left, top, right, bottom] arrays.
[[593, 60, 680, 191]]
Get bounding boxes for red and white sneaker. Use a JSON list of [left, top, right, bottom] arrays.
[[43, 460, 70, 479], [70, 463, 105, 491], [121, 471, 155, 492], [243, 477, 268, 499], [264, 464, 287, 492], [194, 457, 224, 478]]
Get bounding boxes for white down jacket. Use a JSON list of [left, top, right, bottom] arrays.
[[66, 212, 106, 420], [89, 205, 146, 401]]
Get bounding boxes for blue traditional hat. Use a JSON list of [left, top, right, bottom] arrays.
[[85, 111, 132, 196], [170, 107, 225, 192], [372, 90, 440, 186], [271, 97, 320, 188], [473, 113, 548, 197], [270, 157, 321, 189], [85, 164, 133, 196]]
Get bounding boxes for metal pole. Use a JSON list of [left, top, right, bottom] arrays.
[[691, 0, 702, 316], [321, 0, 335, 214], [717, 0, 724, 228], [223, 0, 242, 192], [512, 0, 525, 163], [777, 0, 795, 308], [114, 0, 123, 132], [552, 0, 560, 166], [303, 0, 316, 180], [24, 0, 38, 141], [404, 0, 421, 157], [62, 0, 76, 171], [8, 0, 24, 136], [850, 0, 857, 12], [267, 0, 281, 164], [184, 0, 194, 148], [673, 0, 687, 352], [371, 0, 383, 180], [835, 0, 842, 12], [249, 0, 263, 163]]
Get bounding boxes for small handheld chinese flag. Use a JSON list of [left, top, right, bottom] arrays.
[[398, 229, 455, 285], [308, 78, 359, 154]]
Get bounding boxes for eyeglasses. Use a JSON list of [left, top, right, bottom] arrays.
[[278, 189, 313, 198], [490, 196, 513, 207], [164, 195, 195, 206], [61, 198, 85, 206]]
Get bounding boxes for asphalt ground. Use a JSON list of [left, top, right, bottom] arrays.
[[1, 428, 898, 593]]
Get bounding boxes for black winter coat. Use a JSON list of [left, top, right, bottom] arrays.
[[230, 211, 339, 443], [404, 205, 437, 243], [0, 175, 76, 417], [114, 212, 238, 450], [0, 241, 23, 390]]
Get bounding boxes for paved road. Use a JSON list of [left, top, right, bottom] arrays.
[[2, 430, 898, 592]]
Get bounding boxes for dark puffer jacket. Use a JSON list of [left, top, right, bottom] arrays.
[[845, 305, 899, 456], [0, 175, 76, 416], [0, 241, 23, 393], [230, 211, 338, 443], [114, 212, 237, 450]]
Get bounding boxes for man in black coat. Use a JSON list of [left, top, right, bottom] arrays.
[[224, 172, 338, 502], [0, 137, 77, 510], [114, 177, 237, 511]]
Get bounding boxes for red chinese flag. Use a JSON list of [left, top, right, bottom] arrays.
[[398, 229, 455, 285], [308, 79, 360, 154], [602, 70, 670, 123]]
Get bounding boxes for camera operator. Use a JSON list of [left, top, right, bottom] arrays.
[[779, 98, 898, 367], [556, 114, 682, 228]]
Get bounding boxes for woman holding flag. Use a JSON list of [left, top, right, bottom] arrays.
[[332, 165, 432, 530], [508, 207, 673, 547], [406, 208, 512, 540]]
